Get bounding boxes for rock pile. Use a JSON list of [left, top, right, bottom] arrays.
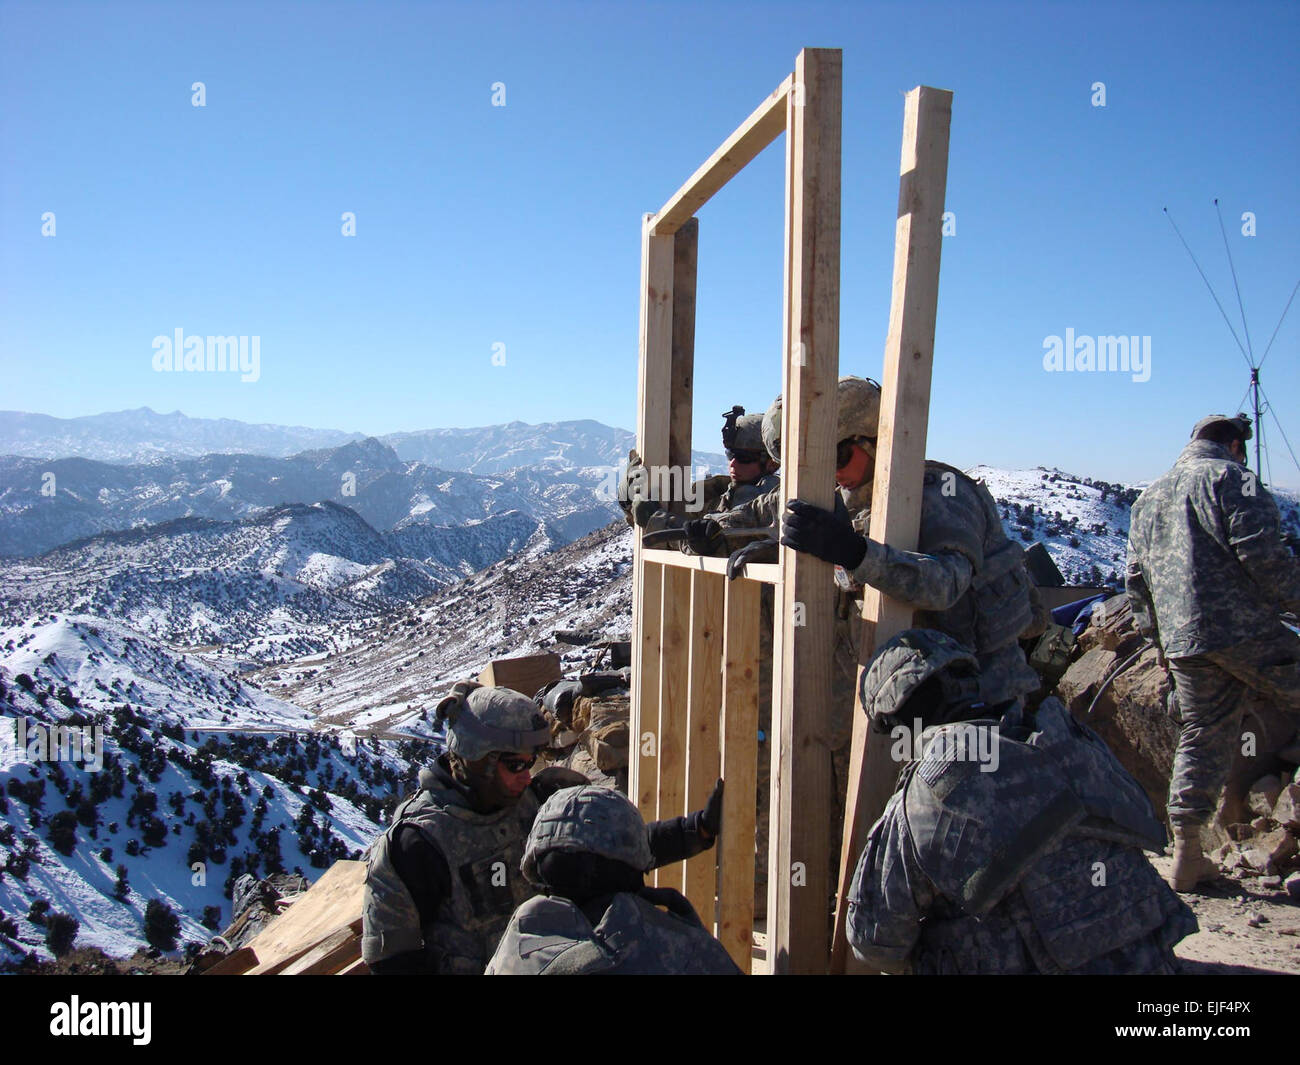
[[1054, 593, 1299, 868]]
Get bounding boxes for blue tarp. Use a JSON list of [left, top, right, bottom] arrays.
[[1051, 593, 1114, 636]]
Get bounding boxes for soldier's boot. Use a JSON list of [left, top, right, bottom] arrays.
[[1169, 825, 1220, 892]]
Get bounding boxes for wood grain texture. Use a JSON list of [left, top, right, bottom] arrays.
[[771, 46, 842, 974], [718, 576, 760, 971], [684, 569, 724, 922]]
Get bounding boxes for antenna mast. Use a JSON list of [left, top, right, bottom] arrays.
[[1164, 203, 1298, 483]]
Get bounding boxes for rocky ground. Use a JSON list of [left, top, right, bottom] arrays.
[[1153, 854, 1300, 975]]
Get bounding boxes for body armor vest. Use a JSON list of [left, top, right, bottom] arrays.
[[361, 781, 540, 973], [902, 698, 1191, 974]]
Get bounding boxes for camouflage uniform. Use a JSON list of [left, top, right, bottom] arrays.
[[1126, 438, 1300, 829], [361, 760, 540, 974], [845, 631, 1196, 974], [485, 786, 739, 974], [362, 685, 717, 974], [715, 462, 1042, 865]]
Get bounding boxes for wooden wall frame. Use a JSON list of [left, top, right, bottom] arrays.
[[630, 47, 952, 974]]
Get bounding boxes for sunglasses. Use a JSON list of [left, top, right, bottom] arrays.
[[496, 754, 537, 774], [727, 449, 766, 465]]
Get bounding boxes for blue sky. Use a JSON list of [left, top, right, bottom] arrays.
[[2, 0, 1297, 486]]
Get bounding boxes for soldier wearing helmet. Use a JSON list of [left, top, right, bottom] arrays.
[[485, 785, 740, 974], [691, 378, 1044, 883], [845, 629, 1196, 975], [777, 376, 1044, 710], [1126, 413, 1300, 892], [361, 682, 723, 974], [619, 403, 781, 551]]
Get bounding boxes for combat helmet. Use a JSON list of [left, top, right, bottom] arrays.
[[521, 785, 653, 886], [763, 377, 883, 462], [1190, 412, 1253, 443], [761, 395, 784, 463], [837, 376, 883, 444], [720, 405, 767, 456], [433, 681, 552, 763], [732, 413, 766, 454], [859, 629, 981, 732]]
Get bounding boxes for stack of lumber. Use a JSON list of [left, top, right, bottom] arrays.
[[198, 860, 369, 975]]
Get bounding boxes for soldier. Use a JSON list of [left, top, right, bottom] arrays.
[[1126, 413, 1300, 891], [361, 682, 723, 974], [689, 378, 1044, 867], [845, 628, 1197, 975], [485, 785, 741, 974], [619, 403, 780, 541]]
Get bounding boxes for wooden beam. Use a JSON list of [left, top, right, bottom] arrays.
[[656, 565, 692, 889], [770, 46, 842, 974], [199, 945, 259, 976], [651, 75, 793, 236], [667, 217, 698, 518], [640, 547, 781, 584], [830, 85, 952, 973], [277, 922, 363, 976], [630, 214, 674, 818], [684, 569, 724, 920], [241, 860, 365, 974], [718, 576, 760, 971], [632, 560, 663, 820]]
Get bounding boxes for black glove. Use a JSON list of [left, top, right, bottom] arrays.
[[683, 517, 724, 555], [725, 537, 778, 580], [780, 499, 867, 569], [699, 778, 723, 841]]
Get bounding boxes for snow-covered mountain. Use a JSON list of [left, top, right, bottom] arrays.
[[259, 519, 634, 726], [0, 501, 553, 656], [0, 408, 361, 464], [0, 437, 615, 559], [0, 615, 423, 966], [0, 408, 728, 476]]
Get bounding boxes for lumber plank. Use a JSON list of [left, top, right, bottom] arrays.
[[667, 217, 698, 517], [718, 576, 760, 972], [633, 560, 664, 821], [655, 565, 692, 890], [630, 214, 674, 818], [198, 945, 259, 975], [241, 860, 366, 973], [337, 957, 371, 975], [640, 548, 780, 584], [771, 46, 842, 975], [652, 75, 793, 236], [830, 85, 952, 974], [278, 921, 363, 976], [683, 569, 724, 922]]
